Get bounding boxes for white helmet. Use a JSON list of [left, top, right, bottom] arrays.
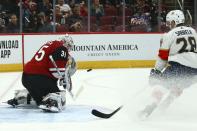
[[166, 10, 185, 27], [60, 34, 74, 50]]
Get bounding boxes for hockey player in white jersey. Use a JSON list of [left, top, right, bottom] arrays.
[[139, 10, 197, 118]]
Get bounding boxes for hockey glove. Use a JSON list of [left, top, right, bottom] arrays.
[[68, 56, 77, 76], [59, 75, 72, 91], [150, 68, 162, 76], [149, 68, 162, 86]]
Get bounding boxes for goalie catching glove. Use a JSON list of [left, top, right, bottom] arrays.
[[67, 56, 77, 76]]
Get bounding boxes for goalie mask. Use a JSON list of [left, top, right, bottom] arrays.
[[60, 34, 74, 51], [166, 10, 185, 29]]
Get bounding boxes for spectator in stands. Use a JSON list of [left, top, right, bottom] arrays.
[[1, 0, 19, 16], [25, 11, 38, 32], [130, 0, 151, 32], [91, 0, 104, 25], [67, 4, 83, 32], [57, 0, 72, 15], [37, 0, 52, 15], [6, 14, 20, 33], [56, 0, 72, 25], [91, 0, 104, 17], [36, 12, 53, 32], [158, 3, 169, 32], [0, 11, 7, 33], [23, 0, 38, 30], [133, 0, 150, 16], [0, 17, 6, 33], [55, 5, 63, 24], [80, 1, 88, 16]]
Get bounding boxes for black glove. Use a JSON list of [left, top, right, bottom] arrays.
[[150, 68, 162, 77], [149, 68, 162, 86]]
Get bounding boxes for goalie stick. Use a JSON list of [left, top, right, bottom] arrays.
[[49, 55, 88, 100], [91, 105, 123, 119]]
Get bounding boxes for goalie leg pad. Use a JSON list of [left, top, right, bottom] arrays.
[[39, 92, 66, 112]]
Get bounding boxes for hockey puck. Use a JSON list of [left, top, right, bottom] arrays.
[[87, 69, 92, 72]]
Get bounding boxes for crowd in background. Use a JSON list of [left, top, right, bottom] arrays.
[[0, 0, 183, 33]]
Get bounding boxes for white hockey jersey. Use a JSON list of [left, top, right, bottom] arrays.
[[155, 26, 197, 71]]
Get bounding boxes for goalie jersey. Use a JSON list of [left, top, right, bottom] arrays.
[[155, 26, 197, 71], [24, 40, 69, 79]]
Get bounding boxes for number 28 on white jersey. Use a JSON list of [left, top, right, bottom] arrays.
[[159, 26, 197, 68]]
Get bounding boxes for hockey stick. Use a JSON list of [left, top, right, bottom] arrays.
[[49, 55, 74, 98], [73, 85, 84, 100], [91, 82, 148, 119], [186, 10, 192, 26], [91, 105, 123, 119], [177, 0, 183, 10], [176, 0, 192, 26]]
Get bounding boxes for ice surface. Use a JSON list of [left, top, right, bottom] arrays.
[[0, 68, 197, 131]]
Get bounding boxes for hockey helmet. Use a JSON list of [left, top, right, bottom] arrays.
[[60, 34, 74, 51], [166, 10, 185, 28]]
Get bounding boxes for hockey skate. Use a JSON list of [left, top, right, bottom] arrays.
[[6, 89, 34, 107], [39, 92, 66, 113], [7, 98, 18, 107]]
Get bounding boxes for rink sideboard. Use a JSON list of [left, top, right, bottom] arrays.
[[0, 33, 162, 72]]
